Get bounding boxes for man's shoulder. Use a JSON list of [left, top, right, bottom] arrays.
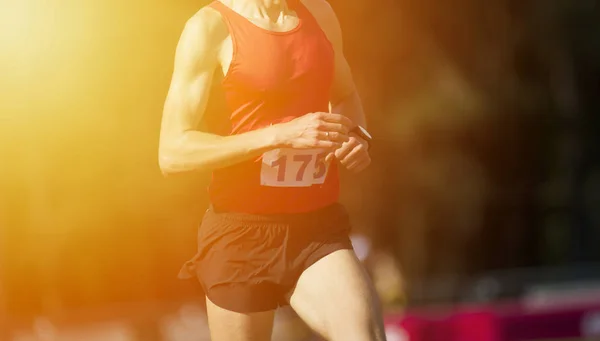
[[182, 5, 229, 46], [300, 0, 336, 19], [300, 0, 342, 45]]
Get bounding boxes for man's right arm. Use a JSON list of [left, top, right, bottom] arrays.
[[158, 8, 352, 176], [158, 9, 282, 175]]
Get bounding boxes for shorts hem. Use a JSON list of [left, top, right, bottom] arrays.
[[206, 283, 281, 314], [304, 241, 353, 271]]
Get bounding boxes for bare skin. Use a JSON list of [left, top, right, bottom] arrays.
[[158, 0, 383, 340], [290, 249, 387, 341]]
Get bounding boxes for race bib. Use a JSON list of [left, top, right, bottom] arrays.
[[260, 148, 330, 187]]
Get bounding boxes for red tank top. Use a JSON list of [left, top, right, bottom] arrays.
[[208, 0, 339, 214]]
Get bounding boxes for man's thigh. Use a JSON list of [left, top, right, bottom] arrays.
[[206, 296, 276, 341], [289, 249, 386, 341]]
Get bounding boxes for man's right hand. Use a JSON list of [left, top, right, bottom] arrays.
[[275, 112, 353, 149]]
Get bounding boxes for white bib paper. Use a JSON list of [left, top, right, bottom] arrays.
[[260, 148, 330, 187]]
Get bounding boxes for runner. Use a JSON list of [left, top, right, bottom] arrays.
[[159, 0, 385, 340]]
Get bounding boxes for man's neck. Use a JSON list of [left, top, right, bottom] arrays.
[[232, 0, 289, 22], [254, 0, 286, 10]]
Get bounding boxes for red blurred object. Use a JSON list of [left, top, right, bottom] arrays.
[[385, 301, 600, 341]]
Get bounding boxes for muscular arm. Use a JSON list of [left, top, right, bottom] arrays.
[[158, 9, 280, 175], [302, 0, 367, 128]]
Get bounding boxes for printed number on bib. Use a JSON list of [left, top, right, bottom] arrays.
[[261, 148, 330, 187]]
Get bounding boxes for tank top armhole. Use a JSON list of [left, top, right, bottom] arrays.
[[293, 0, 334, 50], [208, 1, 238, 82]]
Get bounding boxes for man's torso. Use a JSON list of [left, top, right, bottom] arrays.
[[201, 0, 342, 214]]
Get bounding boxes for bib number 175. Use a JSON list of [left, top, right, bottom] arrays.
[[260, 148, 330, 187]]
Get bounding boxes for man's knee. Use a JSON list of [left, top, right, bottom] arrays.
[[327, 311, 386, 341], [320, 293, 386, 341]]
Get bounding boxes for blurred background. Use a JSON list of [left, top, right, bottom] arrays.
[[1, 0, 600, 340]]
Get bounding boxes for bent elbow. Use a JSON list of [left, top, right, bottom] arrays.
[[158, 150, 212, 175], [158, 136, 214, 174], [158, 151, 178, 176]]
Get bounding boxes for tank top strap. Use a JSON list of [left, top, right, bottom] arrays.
[[286, 0, 301, 9], [290, 1, 326, 36], [290, 0, 309, 15], [209, 1, 314, 32], [208, 1, 244, 32]]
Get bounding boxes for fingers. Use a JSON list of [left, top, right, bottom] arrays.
[[316, 112, 354, 128], [314, 140, 341, 149], [304, 132, 345, 149], [321, 138, 371, 172], [319, 131, 349, 144], [337, 140, 371, 172], [334, 140, 354, 161], [307, 113, 353, 144], [317, 122, 349, 135], [349, 158, 371, 173], [343, 153, 371, 172], [325, 151, 335, 163], [338, 144, 361, 167], [292, 112, 354, 149]]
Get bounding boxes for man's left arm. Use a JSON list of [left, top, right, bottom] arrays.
[[328, 42, 367, 129], [303, 0, 371, 172]]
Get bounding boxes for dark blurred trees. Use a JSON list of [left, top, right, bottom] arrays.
[[331, 0, 600, 303]]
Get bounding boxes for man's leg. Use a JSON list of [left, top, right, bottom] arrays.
[[205, 297, 276, 341], [289, 249, 387, 341]]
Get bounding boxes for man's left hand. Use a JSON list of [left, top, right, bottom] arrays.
[[326, 133, 371, 173]]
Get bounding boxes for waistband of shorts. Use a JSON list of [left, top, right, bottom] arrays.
[[208, 203, 346, 223]]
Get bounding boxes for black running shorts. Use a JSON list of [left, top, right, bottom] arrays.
[[178, 203, 353, 313]]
